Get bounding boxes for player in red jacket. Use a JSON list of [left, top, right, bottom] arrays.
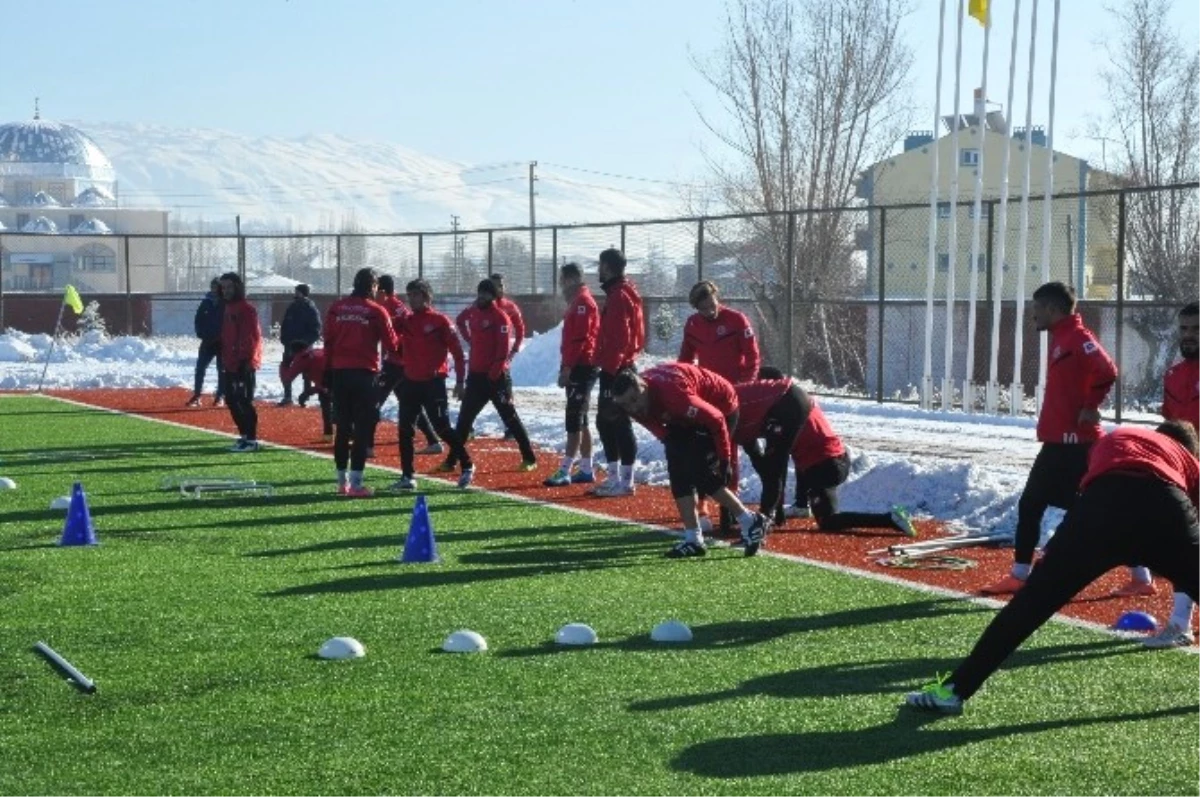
[[280, 342, 333, 440], [1146, 301, 1200, 648], [218, 272, 263, 453], [593, 249, 645, 497], [545, 262, 602, 487], [455, 272, 526, 441], [983, 282, 1117, 595], [389, 279, 474, 490], [907, 421, 1199, 714], [679, 280, 760, 383], [439, 279, 537, 472], [323, 268, 398, 497], [749, 366, 917, 537], [611, 363, 771, 558], [372, 275, 441, 455], [678, 279, 762, 531]]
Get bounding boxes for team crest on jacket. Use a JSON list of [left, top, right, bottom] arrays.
[[481, 320, 491, 329], [717, 326, 727, 335], [685, 406, 698, 418], [424, 324, 433, 332], [1082, 341, 1097, 354], [577, 305, 586, 314], [1052, 345, 1063, 359]]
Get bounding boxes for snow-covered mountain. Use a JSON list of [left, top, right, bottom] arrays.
[[76, 121, 690, 233]]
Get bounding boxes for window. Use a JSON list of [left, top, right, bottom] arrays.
[[48, 183, 66, 203], [961, 149, 980, 167], [13, 181, 32, 201], [937, 253, 950, 271], [74, 243, 116, 272], [69, 214, 85, 231], [16, 213, 29, 231], [937, 202, 951, 219]]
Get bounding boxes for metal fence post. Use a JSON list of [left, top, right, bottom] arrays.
[[785, 212, 795, 377], [551, 227, 558, 296], [487, 230, 494, 273], [124, 235, 133, 335], [696, 219, 705, 283], [1114, 189, 1126, 423], [985, 199, 995, 303], [620, 224, 626, 254], [417, 234, 424, 281], [876, 208, 886, 403], [335, 235, 342, 296]]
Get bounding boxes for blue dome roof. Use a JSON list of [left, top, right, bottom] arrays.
[[0, 119, 114, 180]]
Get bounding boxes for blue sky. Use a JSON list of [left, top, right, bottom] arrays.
[[4, 0, 1196, 187]]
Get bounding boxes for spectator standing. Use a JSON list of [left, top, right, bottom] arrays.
[[187, 278, 225, 407], [277, 283, 322, 407]]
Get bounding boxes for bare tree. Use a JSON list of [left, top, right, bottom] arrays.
[[1098, 0, 1199, 301], [691, 0, 913, 385], [1095, 0, 1199, 403]]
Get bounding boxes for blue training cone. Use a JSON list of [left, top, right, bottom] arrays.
[[59, 481, 98, 547], [399, 494, 439, 563]]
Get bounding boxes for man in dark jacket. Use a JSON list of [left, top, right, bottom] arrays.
[[277, 283, 322, 406], [188, 278, 225, 407]]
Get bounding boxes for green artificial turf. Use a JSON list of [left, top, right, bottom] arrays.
[[0, 395, 1196, 796]]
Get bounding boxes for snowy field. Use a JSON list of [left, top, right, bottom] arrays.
[[0, 325, 1117, 541]]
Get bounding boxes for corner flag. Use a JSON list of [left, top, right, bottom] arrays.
[[64, 285, 84, 314]]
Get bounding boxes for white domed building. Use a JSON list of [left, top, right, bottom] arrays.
[[0, 113, 168, 294]]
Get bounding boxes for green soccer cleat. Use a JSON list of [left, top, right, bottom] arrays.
[[890, 505, 917, 538], [904, 673, 963, 714]]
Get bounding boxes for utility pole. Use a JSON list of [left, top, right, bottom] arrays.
[[450, 214, 461, 293], [529, 161, 537, 293]]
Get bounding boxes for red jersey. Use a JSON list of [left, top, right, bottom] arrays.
[[323, 295, 397, 372], [1080, 426, 1199, 508], [397, 307, 465, 383], [1037, 314, 1117, 444], [466, 303, 512, 379], [379, 294, 411, 367], [634, 363, 738, 462], [792, 398, 847, 472], [220, 299, 262, 373], [679, 306, 761, 384], [1162, 358, 1199, 427], [561, 285, 600, 368], [279, 347, 328, 392], [495, 296, 526, 352], [596, 277, 645, 375], [732, 379, 793, 444]]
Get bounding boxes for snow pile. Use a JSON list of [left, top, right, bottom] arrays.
[[510, 324, 563, 387], [0, 333, 38, 363]]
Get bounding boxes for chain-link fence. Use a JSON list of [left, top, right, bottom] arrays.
[[1, 182, 1195, 420]]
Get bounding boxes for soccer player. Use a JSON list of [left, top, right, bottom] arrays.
[[217, 272, 262, 452], [389, 279, 474, 491], [905, 421, 1199, 715], [276, 283, 322, 407], [1144, 301, 1199, 648], [373, 275, 442, 455], [323, 268, 398, 497], [544, 262, 601, 487], [981, 282, 1117, 595], [678, 279, 761, 532], [611, 363, 771, 558], [280, 341, 333, 440], [187, 277, 225, 407], [593, 248, 645, 497], [678, 280, 760, 383], [750, 366, 916, 537], [440, 279, 537, 472]]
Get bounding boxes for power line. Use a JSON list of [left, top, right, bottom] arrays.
[[540, 161, 709, 188]]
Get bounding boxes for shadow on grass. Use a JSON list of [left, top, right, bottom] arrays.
[[262, 557, 646, 597], [671, 703, 1199, 777], [496, 599, 985, 659], [630, 639, 1137, 712]]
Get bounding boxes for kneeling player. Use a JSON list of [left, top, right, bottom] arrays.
[[280, 341, 333, 440], [755, 366, 915, 537], [611, 363, 770, 558]]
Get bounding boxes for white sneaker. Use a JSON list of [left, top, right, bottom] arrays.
[[1143, 621, 1196, 649], [591, 479, 631, 497]]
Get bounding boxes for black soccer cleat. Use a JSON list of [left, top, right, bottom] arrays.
[[665, 540, 708, 559], [742, 513, 770, 557]]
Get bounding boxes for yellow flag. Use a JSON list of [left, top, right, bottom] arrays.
[[968, 0, 989, 25], [64, 284, 84, 314]]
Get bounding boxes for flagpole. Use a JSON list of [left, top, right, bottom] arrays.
[[922, 0, 950, 411], [1036, 0, 1062, 414], [35, 298, 68, 394], [964, 12, 992, 414], [1011, 0, 1041, 416], [987, 0, 1025, 413], [941, 0, 967, 411]]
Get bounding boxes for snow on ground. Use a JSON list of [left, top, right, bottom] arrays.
[[1, 327, 1080, 539]]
